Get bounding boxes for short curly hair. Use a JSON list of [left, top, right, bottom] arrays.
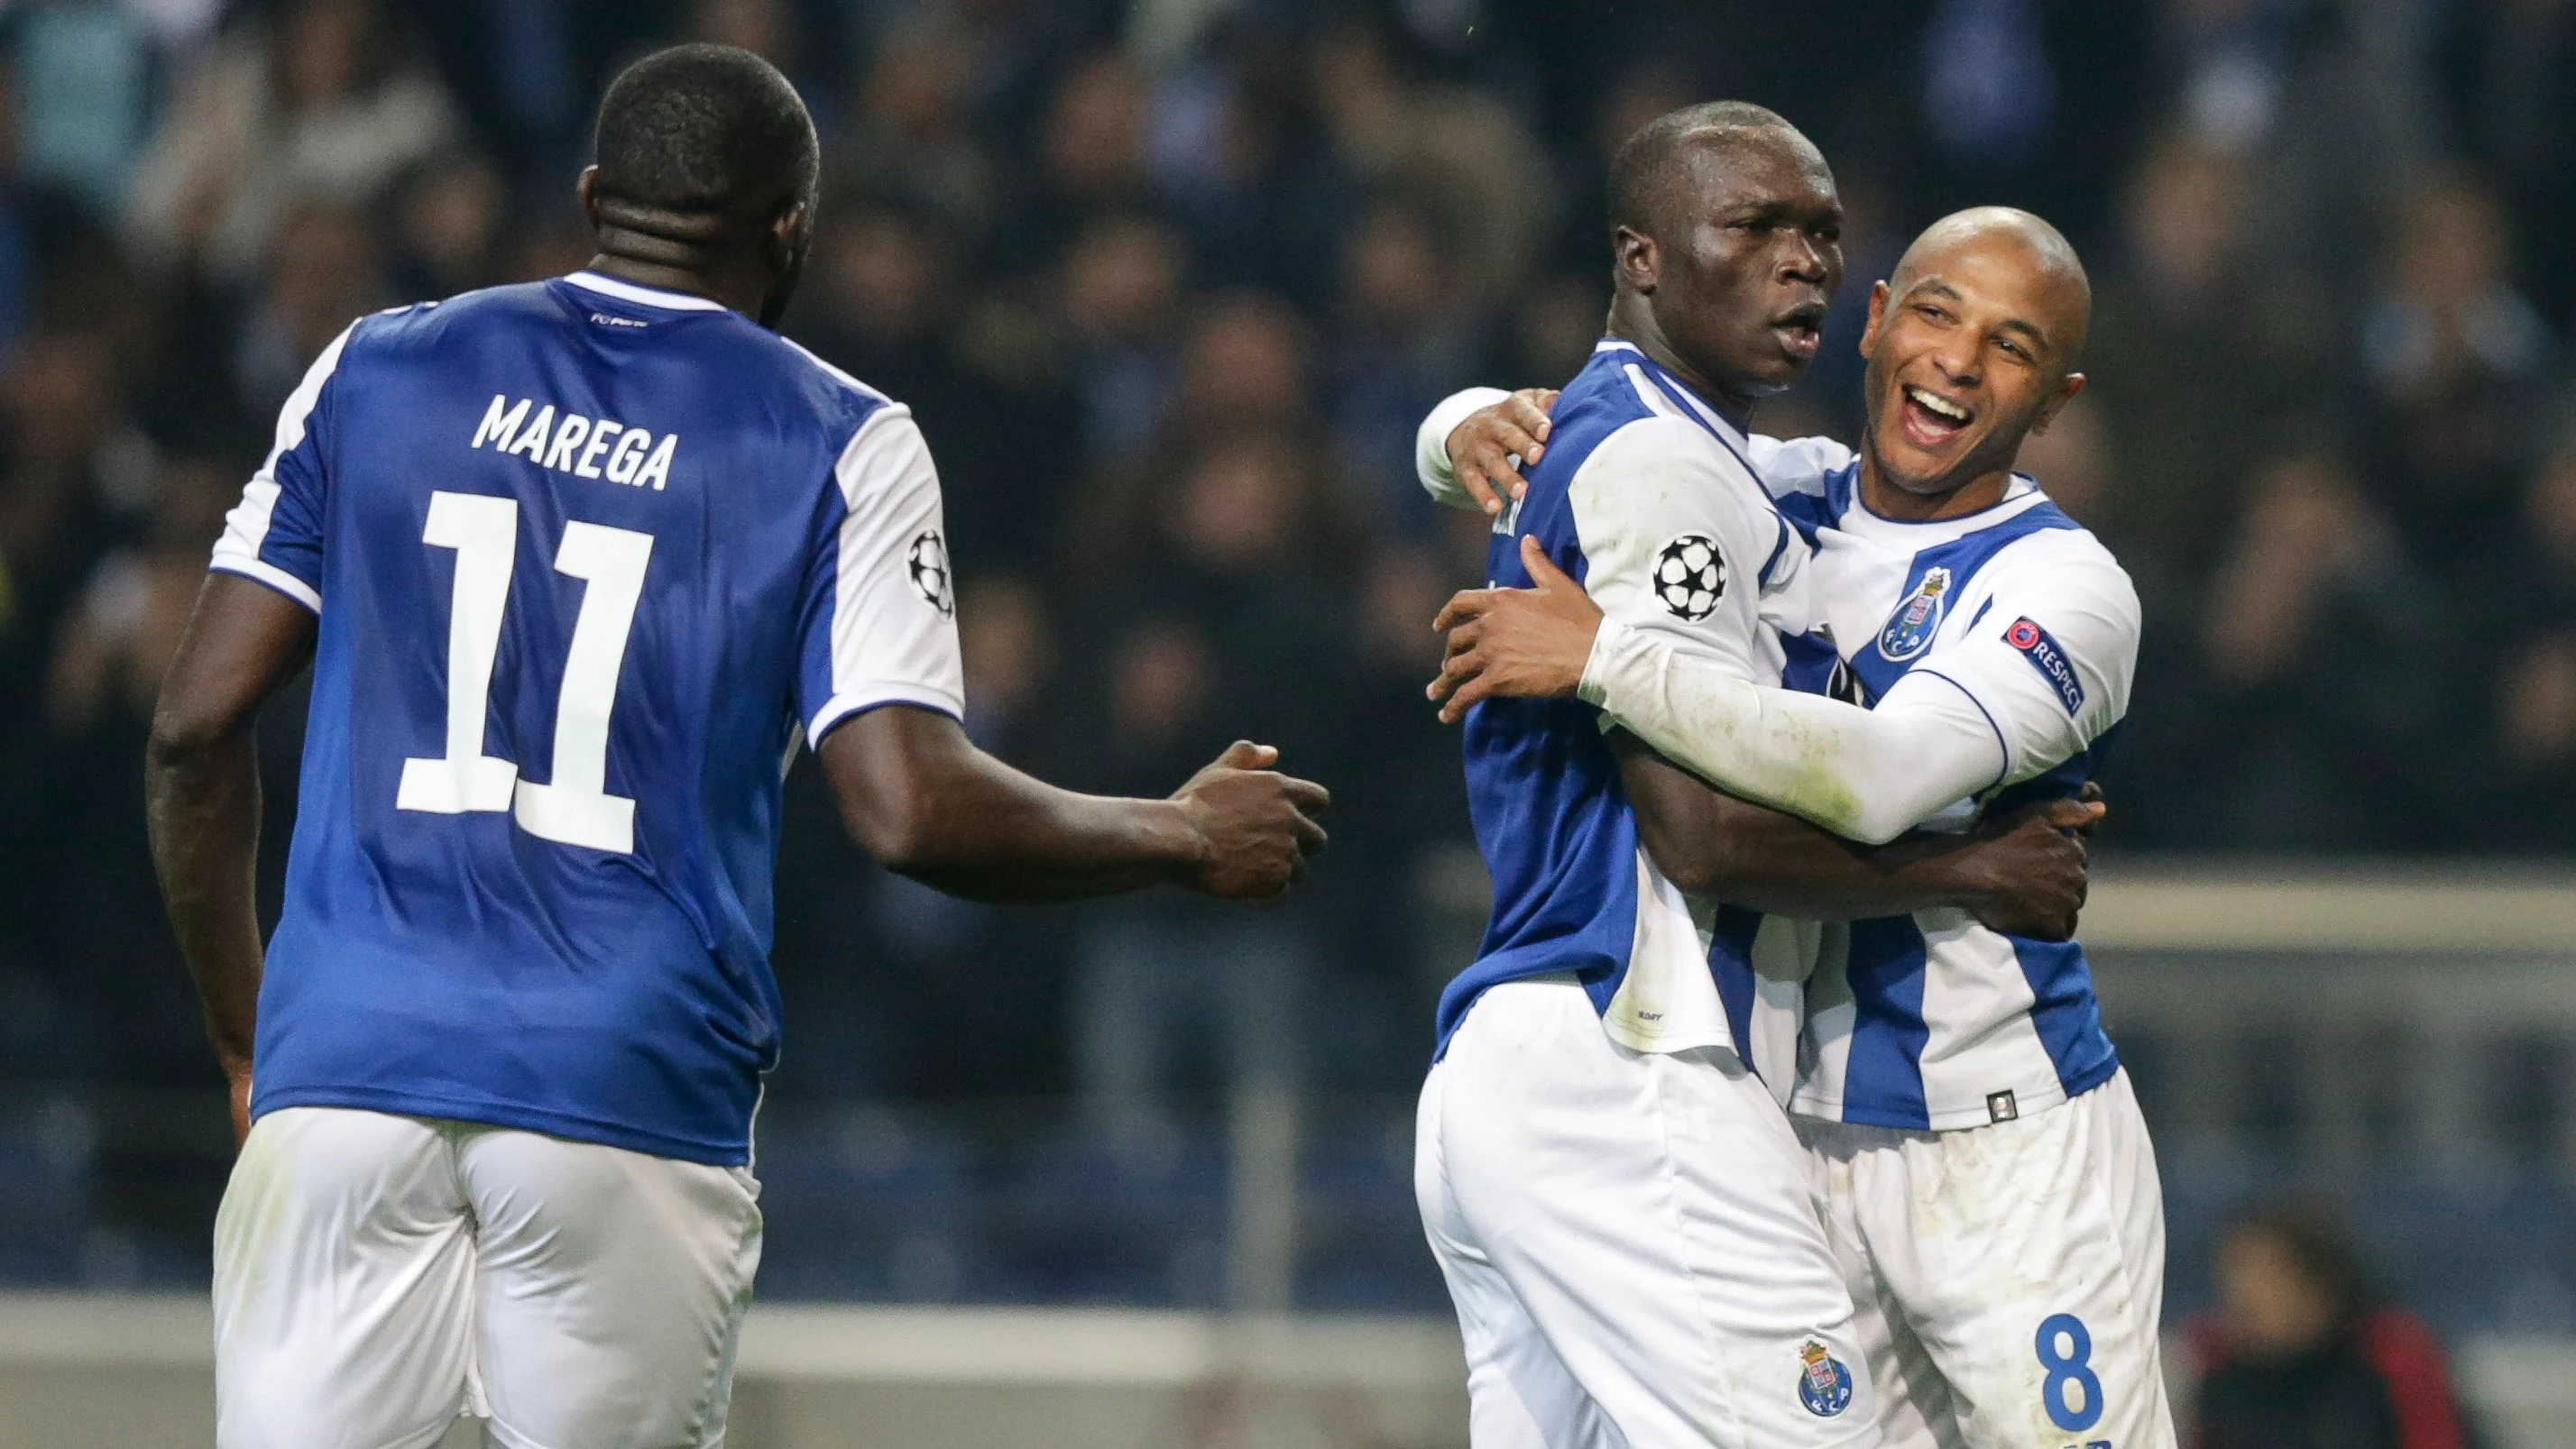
[[592, 43, 817, 219]]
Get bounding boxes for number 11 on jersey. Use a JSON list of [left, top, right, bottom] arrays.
[[396, 490, 651, 854]]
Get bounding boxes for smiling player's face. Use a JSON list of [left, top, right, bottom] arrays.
[[1859, 231, 2084, 501], [1635, 134, 1844, 403]]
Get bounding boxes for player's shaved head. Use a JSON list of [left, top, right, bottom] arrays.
[[1887, 206, 2091, 371], [1608, 101, 1823, 240], [593, 44, 817, 222], [584, 43, 819, 325]]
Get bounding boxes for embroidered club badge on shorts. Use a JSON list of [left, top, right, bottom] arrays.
[[1875, 566, 1952, 661], [1797, 1338, 1854, 1417]]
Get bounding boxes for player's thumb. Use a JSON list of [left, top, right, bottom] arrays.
[[1520, 535, 1575, 592], [1212, 740, 1278, 772], [2040, 798, 2105, 830]]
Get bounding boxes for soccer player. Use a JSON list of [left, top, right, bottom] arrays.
[[143, 45, 1329, 1449], [1421, 207, 2172, 1449], [1412, 106, 2104, 1449]]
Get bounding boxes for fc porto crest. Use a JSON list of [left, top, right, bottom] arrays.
[[1875, 566, 1953, 662], [1796, 1339, 1854, 1417]]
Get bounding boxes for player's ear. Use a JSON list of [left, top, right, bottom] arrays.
[[575, 167, 601, 230], [1614, 225, 1660, 293], [2030, 371, 2084, 435], [1856, 280, 1891, 358]]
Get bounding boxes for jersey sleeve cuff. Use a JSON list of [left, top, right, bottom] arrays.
[[208, 556, 322, 613], [805, 686, 967, 748]]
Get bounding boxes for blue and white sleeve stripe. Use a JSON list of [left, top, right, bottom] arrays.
[[797, 404, 968, 747], [208, 322, 357, 612]]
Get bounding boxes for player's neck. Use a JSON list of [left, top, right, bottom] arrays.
[[584, 252, 766, 322], [1605, 301, 1757, 433], [1854, 447, 2015, 521]]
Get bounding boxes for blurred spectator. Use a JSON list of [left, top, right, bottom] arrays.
[[830, 16, 1001, 247], [125, 0, 455, 282], [2360, 170, 2555, 569], [2164, 450, 2467, 848], [9, 0, 156, 213], [1307, 13, 1547, 309], [1056, 212, 1185, 464], [1026, 50, 1153, 254], [2485, 430, 2576, 846], [1073, 293, 1348, 587], [45, 454, 234, 736], [2190, 1203, 2473, 1449], [1329, 197, 1491, 537], [387, 151, 503, 301], [2434, 0, 2576, 322], [41, 454, 250, 1093], [0, 329, 133, 672], [231, 198, 389, 417], [2084, 131, 2322, 623]]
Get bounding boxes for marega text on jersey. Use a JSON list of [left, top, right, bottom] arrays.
[[471, 393, 679, 490]]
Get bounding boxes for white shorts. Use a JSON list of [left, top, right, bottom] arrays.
[[1415, 977, 1881, 1449], [1797, 1069, 2175, 1449], [214, 1105, 764, 1449]]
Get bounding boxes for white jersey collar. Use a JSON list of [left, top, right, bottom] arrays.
[[1594, 338, 1753, 455], [562, 271, 730, 312], [1831, 468, 2056, 547]]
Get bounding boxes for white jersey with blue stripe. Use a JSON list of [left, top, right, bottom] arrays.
[[1744, 436, 2139, 1131], [207, 271, 965, 1166], [1435, 340, 1816, 1062]]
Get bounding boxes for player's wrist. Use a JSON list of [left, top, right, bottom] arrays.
[[1147, 795, 1216, 888], [1576, 617, 1632, 709], [1935, 842, 2011, 915]]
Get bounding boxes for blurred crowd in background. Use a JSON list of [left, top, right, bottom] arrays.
[[1, 0, 2574, 1313]]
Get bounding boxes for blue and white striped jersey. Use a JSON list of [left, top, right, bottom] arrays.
[[1435, 340, 1815, 1061], [1744, 436, 2137, 1130], [208, 271, 964, 1165]]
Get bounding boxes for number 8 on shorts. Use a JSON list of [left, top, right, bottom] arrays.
[[2036, 1313, 2105, 1433]]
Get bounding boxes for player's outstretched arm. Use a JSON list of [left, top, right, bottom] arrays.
[[817, 705, 1329, 903], [1436, 536, 2004, 845], [146, 573, 319, 1144], [1613, 734, 2097, 939]]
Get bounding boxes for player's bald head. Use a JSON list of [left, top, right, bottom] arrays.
[[1888, 206, 2091, 371], [1608, 101, 1827, 241]]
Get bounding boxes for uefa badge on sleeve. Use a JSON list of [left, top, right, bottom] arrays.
[[1796, 1338, 1854, 1417]]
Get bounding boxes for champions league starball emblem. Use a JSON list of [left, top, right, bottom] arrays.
[[1652, 534, 1725, 620], [906, 529, 954, 616], [1797, 1339, 1854, 1417]]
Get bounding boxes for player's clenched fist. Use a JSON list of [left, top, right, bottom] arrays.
[[1171, 740, 1331, 899]]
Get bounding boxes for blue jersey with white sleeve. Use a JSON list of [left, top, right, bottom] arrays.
[[207, 271, 964, 1166], [1434, 341, 1814, 1061]]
